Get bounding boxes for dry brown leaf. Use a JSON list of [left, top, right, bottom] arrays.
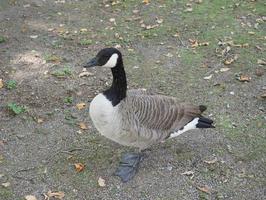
[[224, 55, 238, 65], [76, 102, 86, 110], [145, 24, 159, 30], [181, 171, 194, 176], [238, 75, 251, 82], [80, 28, 88, 32], [203, 74, 213, 80], [204, 157, 218, 164], [143, 0, 150, 4], [78, 122, 88, 130], [260, 93, 266, 99], [199, 42, 209, 46], [79, 71, 93, 78], [220, 67, 230, 72], [98, 177, 106, 187], [189, 39, 198, 48], [37, 118, 44, 123], [197, 185, 211, 194], [25, 195, 37, 200], [184, 7, 193, 12], [1, 182, 10, 187], [0, 79, 3, 89], [74, 163, 85, 172], [47, 191, 65, 199], [257, 59, 266, 65]]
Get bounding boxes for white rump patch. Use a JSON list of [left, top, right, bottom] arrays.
[[102, 53, 118, 68], [169, 117, 199, 139]]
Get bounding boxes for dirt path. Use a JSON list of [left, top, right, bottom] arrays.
[[0, 0, 265, 199]]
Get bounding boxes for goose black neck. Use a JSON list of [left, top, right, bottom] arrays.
[[103, 61, 127, 106]]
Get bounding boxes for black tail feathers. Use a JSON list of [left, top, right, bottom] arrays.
[[196, 116, 215, 128]]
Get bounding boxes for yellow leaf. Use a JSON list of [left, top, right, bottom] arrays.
[[25, 195, 37, 200], [143, 0, 150, 4], [98, 177, 106, 187], [47, 191, 65, 199], [78, 122, 88, 130], [76, 102, 86, 110], [0, 79, 3, 89], [74, 163, 85, 172]]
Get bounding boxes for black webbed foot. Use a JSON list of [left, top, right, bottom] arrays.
[[114, 152, 143, 182]]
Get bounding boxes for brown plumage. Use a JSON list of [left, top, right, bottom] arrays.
[[118, 90, 205, 150]]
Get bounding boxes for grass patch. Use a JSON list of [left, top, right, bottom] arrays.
[[64, 96, 73, 105], [79, 39, 93, 45], [51, 66, 72, 78], [0, 35, 5, 43], [44, 54, 61, 63], [7, 103, 26, 115], [6, 80, 17, 90]]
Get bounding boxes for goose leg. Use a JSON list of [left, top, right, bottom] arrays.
[[114, 152, 143, 182]]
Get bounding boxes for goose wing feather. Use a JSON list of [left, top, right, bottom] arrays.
[[120, 90, 203, 146]]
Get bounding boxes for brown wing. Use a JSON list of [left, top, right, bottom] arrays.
[[124, 93, 203, 132]]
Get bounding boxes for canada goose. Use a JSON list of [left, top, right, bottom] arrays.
[[83, 48, 214, 182]]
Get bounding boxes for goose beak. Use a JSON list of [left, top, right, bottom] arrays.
[[83, 57, 98, 68]]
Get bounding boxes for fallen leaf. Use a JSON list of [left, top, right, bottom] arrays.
[[37, 118, 44, 123], [78, 122, 88, 130], [203, 74, 213, 80], [238, 75, 251, 82], [248, 31, 256, 35], [165, 53, 173, 57], [199, 42, 209, 46], [1, 182, 10, 187], [74, 163, 85, 172], [79, 71, 93, 78], [220, 67, 230, 72], [109, 18, 116, 23], [76, 102, 86, 110], [257, 59, 266, 65], [260, 93, 266, 99], [181, 171, 194, 176], [80, 28, 87, 32], [224, 55, 238, 65], [197, 185, 211, 194], [221, 46, 231, 56], [25, 195, 37, 200], [184, 7, 193, 12], [0, 79, 3, 89], [46, 191, 65, 199], [204, 157, 218, 164], [143, 0, 150, 5], [189, 39, 198, 48], [30, 35, 38, 39], [98, 177, 106, 187], [145, 24, 159, 30], [156, 18, 163, 24]]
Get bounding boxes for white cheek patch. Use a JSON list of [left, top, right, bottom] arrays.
[[102, 53, 118, 68]]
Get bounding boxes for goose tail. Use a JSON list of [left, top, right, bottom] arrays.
[[196, 116, 215, 128], [197, 105, 215, 128]]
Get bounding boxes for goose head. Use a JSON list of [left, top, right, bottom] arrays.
[[84, 48, 122, 69]]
